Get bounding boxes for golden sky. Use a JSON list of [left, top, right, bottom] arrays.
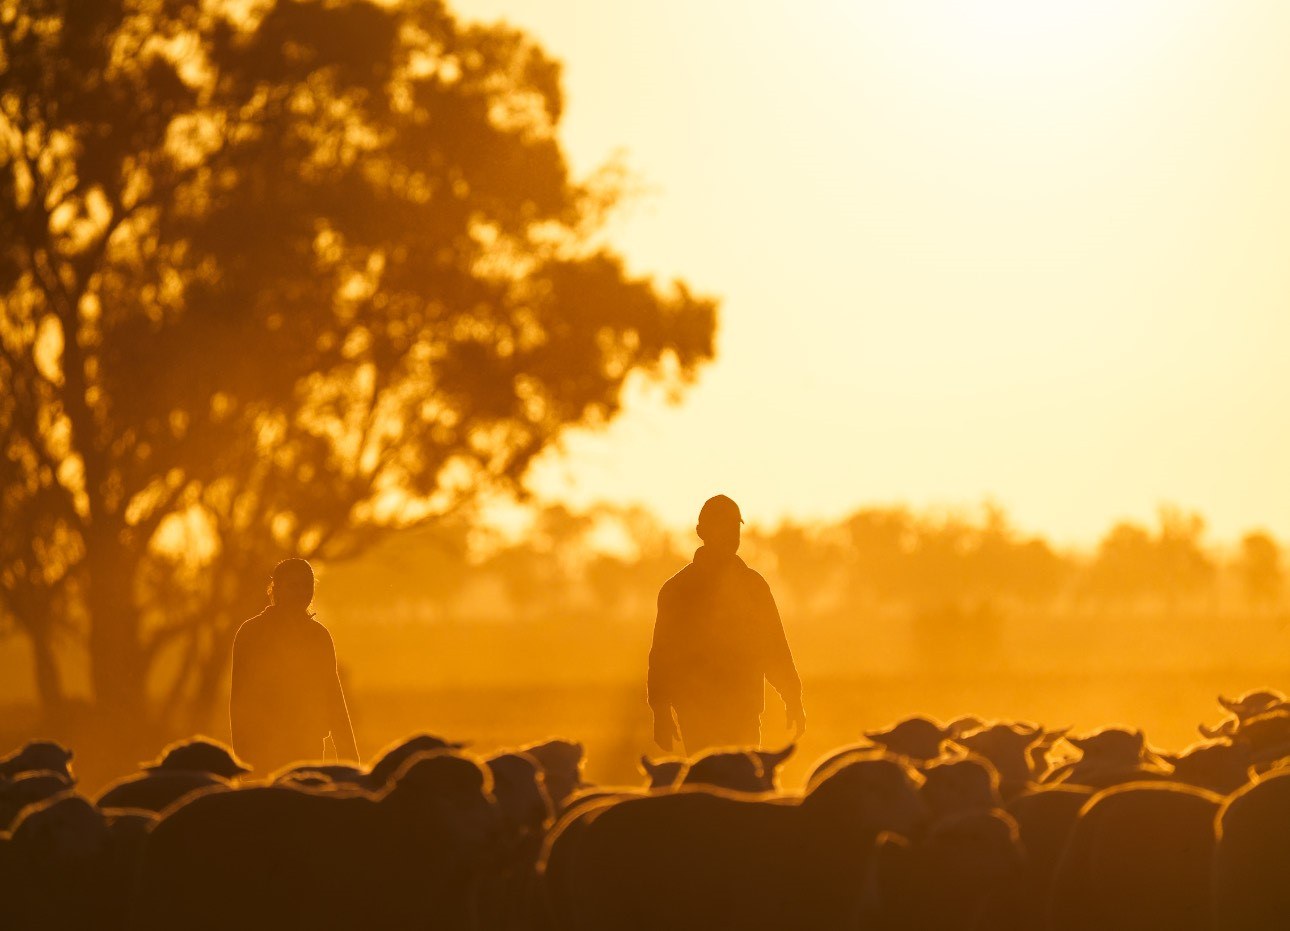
[[455, 0, 1290, 545]]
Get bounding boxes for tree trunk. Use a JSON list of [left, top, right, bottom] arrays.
[[179, 556, 264, 735], [5, 587, 68, 718], [85, 539, 149, 724], [185, 617, 240, 737], [30, 629, 67, 716]]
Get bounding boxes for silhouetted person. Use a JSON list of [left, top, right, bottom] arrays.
[[230, 558, 359, 773], [648, 495, 805, 753]]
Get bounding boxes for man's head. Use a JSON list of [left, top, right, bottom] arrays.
[[697, 494, 743, 555], [269, 557, 315, 612]]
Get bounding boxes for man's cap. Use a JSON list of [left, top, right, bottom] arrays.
[[698, 494, 743, 525]]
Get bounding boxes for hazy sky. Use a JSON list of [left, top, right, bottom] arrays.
[[453, 0, 1290, 545]]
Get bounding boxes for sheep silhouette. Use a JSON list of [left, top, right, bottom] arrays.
[[1042, 727, 1173, 789], [638, 753, 686, 788], [1050, 781, 1221, 931], [1160, 738, 1254, 795], [93, 737, 248, 814], [862, 716, 950, 762], [5, 693, 1290, 931], [479, 750, 555, 931], [919, 754, 1002, 823], [639, 744, 796, 793], [519, 738, 586, 810], [132, 749, 504, 931], [365, 732, 466, 788], [550, 752, 928, 931], [680, 743, 795, 793], [1006, 784, 1095, 925], [96, 770, 232, 815], [863, 808, 1027, 930], [0, 740, 73, 781], [1232, 709, 1290, 772], [803, 716, 951, 788], [950, 721, 1067, 799], [1213, 768, 1290, 931], [140, 736, 250, 779], [0, 769, 74, 830], [1200, 689, 1288, 739], [270, 761, 367, 789], [4, 792, 116, 930]]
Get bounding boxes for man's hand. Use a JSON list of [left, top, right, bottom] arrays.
[[652, 707, 681, 751], [786, 701, 807, 740]]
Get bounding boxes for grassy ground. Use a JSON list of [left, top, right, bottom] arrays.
[[343, 665, 1282, 791], [1, 656, 1284, 792]]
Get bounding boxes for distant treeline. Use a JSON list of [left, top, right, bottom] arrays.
[[319, 502, 1284, 627]]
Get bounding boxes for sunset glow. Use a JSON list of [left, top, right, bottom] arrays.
[[451, 0, 1290, 544], [5, 5, 1290, 925]]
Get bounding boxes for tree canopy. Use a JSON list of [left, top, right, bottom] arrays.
[[0, 0, 717, 729]]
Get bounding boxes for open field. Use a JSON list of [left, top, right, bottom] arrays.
[[5, 665, 1285, 795]]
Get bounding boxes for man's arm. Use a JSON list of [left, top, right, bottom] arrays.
[[647, 585, 682, 750], [228, 627, 249, 757], [323, 629, 360, 763], [756, 576, 806, 737]]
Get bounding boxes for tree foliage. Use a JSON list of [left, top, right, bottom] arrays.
[[0, 0, 716, 726], [1236, 530, 1282, 611], [1085, 508, 1214, 609]]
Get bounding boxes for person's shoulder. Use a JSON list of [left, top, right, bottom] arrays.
[[305, 616, 337, 645], [738, 560, 774, 591], [233, 608, 271, 642], [658, 562, 697, 598]]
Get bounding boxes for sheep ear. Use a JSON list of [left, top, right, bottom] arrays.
[[1015, 722, 1040, 738], [939, 738, 968, 759], [1249, 759, 1279, 780], [863, 730, 884, 742], [1218, 694, 1239, 713], [758, 743, 796, 769], [874, 830, 912, 853], [1068, 736, 1089, 751]]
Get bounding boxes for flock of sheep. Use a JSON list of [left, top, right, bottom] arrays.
[[3, 690, 1290, 930]]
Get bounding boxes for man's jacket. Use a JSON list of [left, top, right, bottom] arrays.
[[647, 546, 802, 719]]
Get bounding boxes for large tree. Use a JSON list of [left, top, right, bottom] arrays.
[[0, 0, 716, 731]]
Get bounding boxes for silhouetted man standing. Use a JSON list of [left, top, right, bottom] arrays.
[[230, 558, 359, 773], [648, 495, 806, 753]]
